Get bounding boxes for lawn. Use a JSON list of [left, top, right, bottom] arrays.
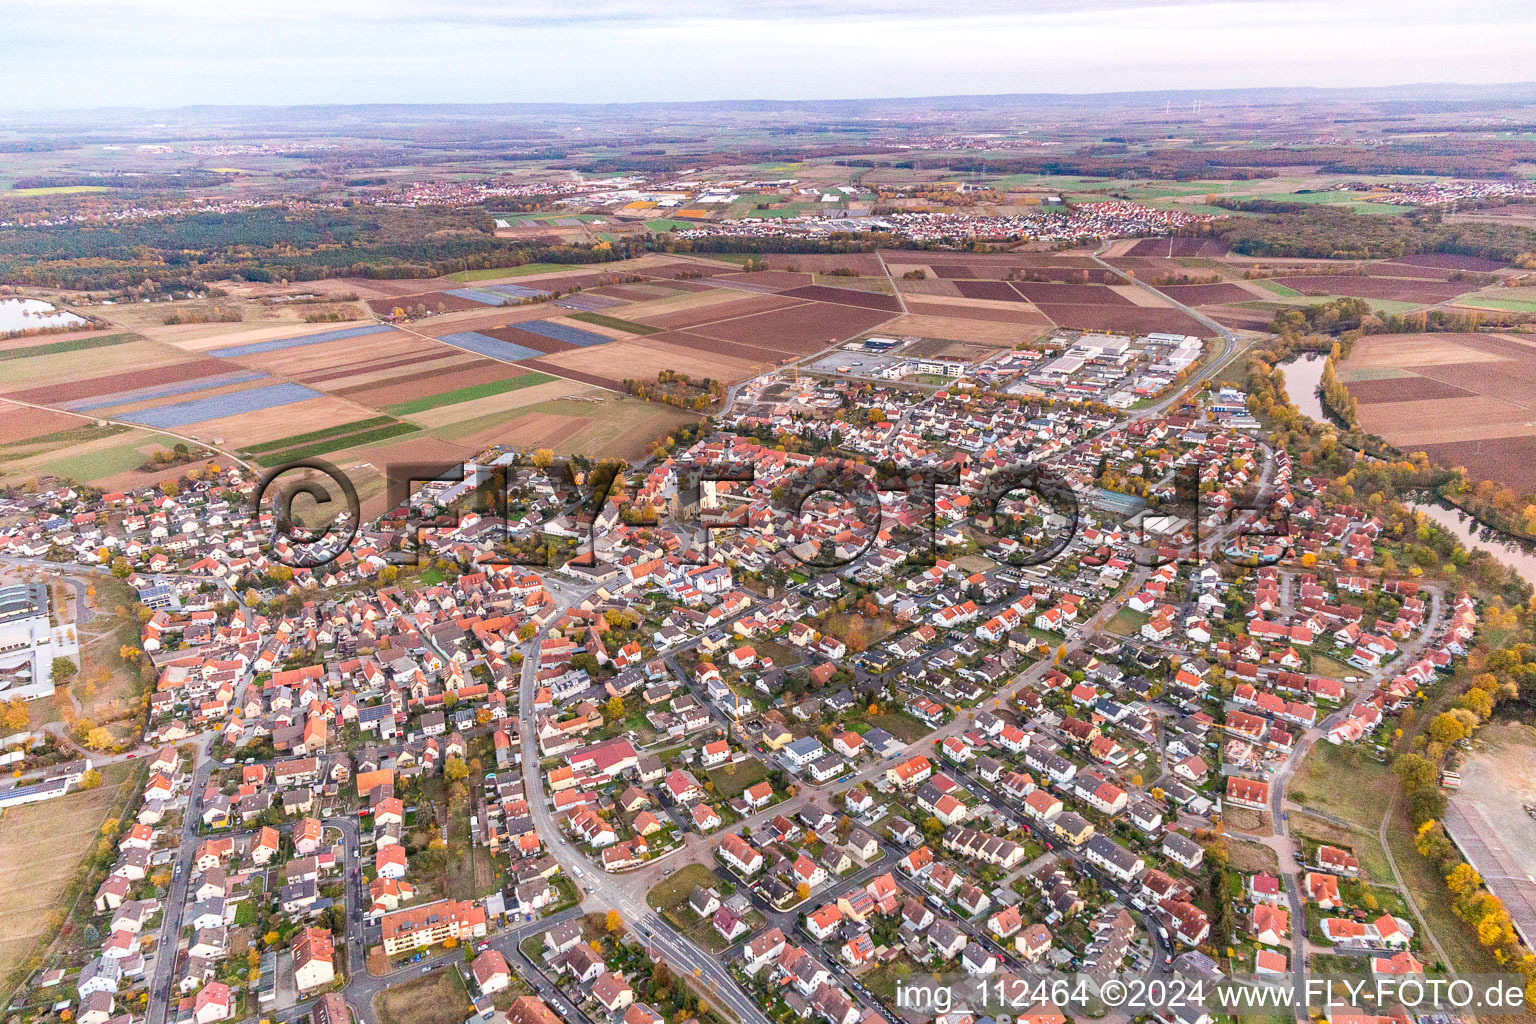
[[646, 863, 725, 915], [374, 968, 473, 1024], [850, 709, 930, 743], [645, 862, 739, 954], [0, 762, 142, 997], [706, 758, 771, 800], [1288, 741, 1389, 831], [387, 372, 557, 416], [1289, 816, 1393, 885], [1105, 608, 1149, 636], [1307, 653, 1358, 681], [446, 263, 581, 282]]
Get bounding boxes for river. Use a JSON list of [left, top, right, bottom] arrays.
[[1279, 353, 1536, 588]]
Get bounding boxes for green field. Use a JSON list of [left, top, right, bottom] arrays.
[[644, 219, 702, 232], [253, 422, 421, 465], [567, 311, 661, 335], [0, 333, 131, 361], [1452, 296, 1536, 313], [1255, 280, 1303, 298], [9, 185, 113, 196], [38, 438, 157, 482], [241, 415, 395, 454], [446, 263, 581, 282], [388, 371, 557, 416]]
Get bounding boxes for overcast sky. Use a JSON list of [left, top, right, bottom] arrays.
[[1, 0, 1533, 110]]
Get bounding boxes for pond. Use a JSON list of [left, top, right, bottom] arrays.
[[1277, 352, 1328, 422], [1409, 499, 1536, 590], [0, 298, 89, 333], [1280, 354, 1536, 588]]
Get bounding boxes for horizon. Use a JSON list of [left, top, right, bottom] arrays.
[[3, 0, 1535, 111]]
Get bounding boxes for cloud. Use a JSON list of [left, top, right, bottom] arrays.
[[0, 0, 1531, 109]]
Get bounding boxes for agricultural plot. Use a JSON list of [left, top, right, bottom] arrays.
[[0, 763, 141, 986], [342, 361, 531, 409], [364, 290, 494, 315], [1272, 275, 1468, 303], [632, 293, 805, 331], [1125, 237, 1230, 257], [688, 300, 897, 354], [1341, 332, 1536, 491], [206, 322, 394, 358], [0, 338, 194, 388], [877, 313, 1040, 348], [386, 371, 557, 416], [434, 330, 546, 361], [113, 380, 322, 429]]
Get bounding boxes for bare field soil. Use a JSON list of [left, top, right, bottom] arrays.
[[2, 355, 227, 404], [1356, 396, 1533, 444], [778, 285, 902, 312], [877, 314, 1033, 347], [904, 338, 1013, 361], [303, 352, 473, 389], [638, 330, 795, 367], [892, 278, 962, 297], [1154, 283, 1259, 304], [169, 319, 380, 353], [1126, 237, 1229, 257], [1346, 375, 1474, 403], [174, 395, 372, 445], [904, 301, 1052, 325], [717, 270, 814, 290], [1036, 304, 1209, 335], [1274, 275, 1466, 303], [533, 335, 761, 384], [1420, 437, 1536, 492], [0, 340, 194, 388], [0, 407, 86, 443], [1342, 332, 1536, 487], [691, 301, 897, 353], [634, 294, 805, 331], [1446, 722, 1536, 954], [1013, 282, 1134, 305], [1342, 333, 1507, 371], [365, 290, 495, 316], [954, 280, 1030, 303]]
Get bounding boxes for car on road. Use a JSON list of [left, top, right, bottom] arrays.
[[662, 867, 674, 876]]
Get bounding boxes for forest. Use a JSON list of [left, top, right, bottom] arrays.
[[0, 205, 637, 290], [1197, 203, 1536, 261]]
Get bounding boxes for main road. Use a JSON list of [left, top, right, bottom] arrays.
[[517, 590, 773, 1024]]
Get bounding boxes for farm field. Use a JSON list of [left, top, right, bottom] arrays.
[[0, 763, 142, 991], [1340, 332, 1536, 491]]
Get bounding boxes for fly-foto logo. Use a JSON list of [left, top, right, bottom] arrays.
[[254, 450, 1286, 572]]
